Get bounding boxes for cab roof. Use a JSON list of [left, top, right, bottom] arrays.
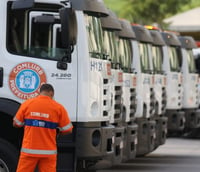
[[101, 9, 122, 31], [132, 24, 153, 43], [178, 36, 197, 49], [161, 32, 181, 46], [72, 0, 109, 17]]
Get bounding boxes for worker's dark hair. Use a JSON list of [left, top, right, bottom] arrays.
[[40, 83, 54, 93]]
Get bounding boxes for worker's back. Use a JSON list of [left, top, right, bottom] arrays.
[[15, 94, 70, 156]]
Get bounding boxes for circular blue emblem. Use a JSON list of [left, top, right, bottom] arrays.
[[16, 69, 40, 93]]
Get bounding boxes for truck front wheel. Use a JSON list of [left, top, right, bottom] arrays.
[[0, 138, 19, 172]]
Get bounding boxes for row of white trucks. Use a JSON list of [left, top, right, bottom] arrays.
[[0, 0, 199, 171]]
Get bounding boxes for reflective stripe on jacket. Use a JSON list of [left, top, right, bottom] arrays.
[[21, 148, 57, 155]]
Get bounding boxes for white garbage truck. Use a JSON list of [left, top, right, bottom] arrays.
[[101, 11, 125, 165], [178, 36, 200, 136], [148, 29, 168, 148], [116, 19, 138, 161], [161, 31, 185, 135], [0, 0, 116, 171], [101, 14, 138, 163], [131, 24, 156, 156]]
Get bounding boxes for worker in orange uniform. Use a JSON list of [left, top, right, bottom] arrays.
[[13, 83, 73, 172]]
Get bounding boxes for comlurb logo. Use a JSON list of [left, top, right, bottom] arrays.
[[9, 62, 47, 100]]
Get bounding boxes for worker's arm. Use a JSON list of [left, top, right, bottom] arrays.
[[58, 105, 73, 135], [58, 122, 73, 135], [13, 102, 27, 128], [59, 128, 73, 135], [13, 117, 24, 128]]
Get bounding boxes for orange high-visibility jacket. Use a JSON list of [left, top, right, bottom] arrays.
[[13, 95, 73, 157]]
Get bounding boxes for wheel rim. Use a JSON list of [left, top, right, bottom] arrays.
[[0, 159, 9, 172]]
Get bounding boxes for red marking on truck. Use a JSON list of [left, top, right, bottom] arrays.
[[133, 76, 137, 87], [118, 72, 123, 82], [9, 62, 47, 100], [107, 63, 111, 76]]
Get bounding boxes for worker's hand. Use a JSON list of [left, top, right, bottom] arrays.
[[59, 129, 73, 136], [13, 121, 22, 128]]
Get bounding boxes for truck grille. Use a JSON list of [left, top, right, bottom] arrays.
[[161, 87, 167, 113], [114, 86, 122, 121], [103, 79, 110, 117], [130, 88, 137, 120], [150, 88, 155, 116]]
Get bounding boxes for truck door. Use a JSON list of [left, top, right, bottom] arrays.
[[6, 5, 77, 121]]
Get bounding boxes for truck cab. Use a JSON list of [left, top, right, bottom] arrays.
[[178, 36, 200, 133]]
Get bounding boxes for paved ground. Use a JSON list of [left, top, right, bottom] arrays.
[[97, 138, 200, 172]]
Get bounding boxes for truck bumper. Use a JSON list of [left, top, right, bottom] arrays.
[[76, 123, 114, 158], [184, 109, 200, 129], [154, 116, 168, 148], [136, 118, 156, 156], [122, 123, 138, 162], [56, 123, 114, 171], [104, 125, 125, 165], [166, 110, 185, 132]]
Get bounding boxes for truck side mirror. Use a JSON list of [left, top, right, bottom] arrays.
[[57, 8, 77, 70], [59, 8, 77, 49], [12, 0, 34, 10]]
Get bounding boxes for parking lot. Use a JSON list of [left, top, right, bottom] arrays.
[[97, 138, 200, 172]]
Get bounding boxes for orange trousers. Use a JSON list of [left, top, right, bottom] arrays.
[[16, 154, 57, 172]]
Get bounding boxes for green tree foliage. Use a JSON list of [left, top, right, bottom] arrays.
[[104, 0, 199, 28]]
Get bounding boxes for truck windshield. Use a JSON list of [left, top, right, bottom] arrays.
[[85, 15, 105, 59], [152, 45, 163, 73], [7, 3, 67, 61], [167, 46, 180, 72], [139, 43, 151, 73], [186, 49, 196, 73], [103, 31, 119, 68], [118, 38, 132, 72]]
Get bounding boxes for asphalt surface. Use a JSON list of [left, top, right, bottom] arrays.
[[97, 138, 200, 172]]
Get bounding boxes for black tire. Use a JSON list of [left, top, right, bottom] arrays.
[[0, 138, 19, 172]]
